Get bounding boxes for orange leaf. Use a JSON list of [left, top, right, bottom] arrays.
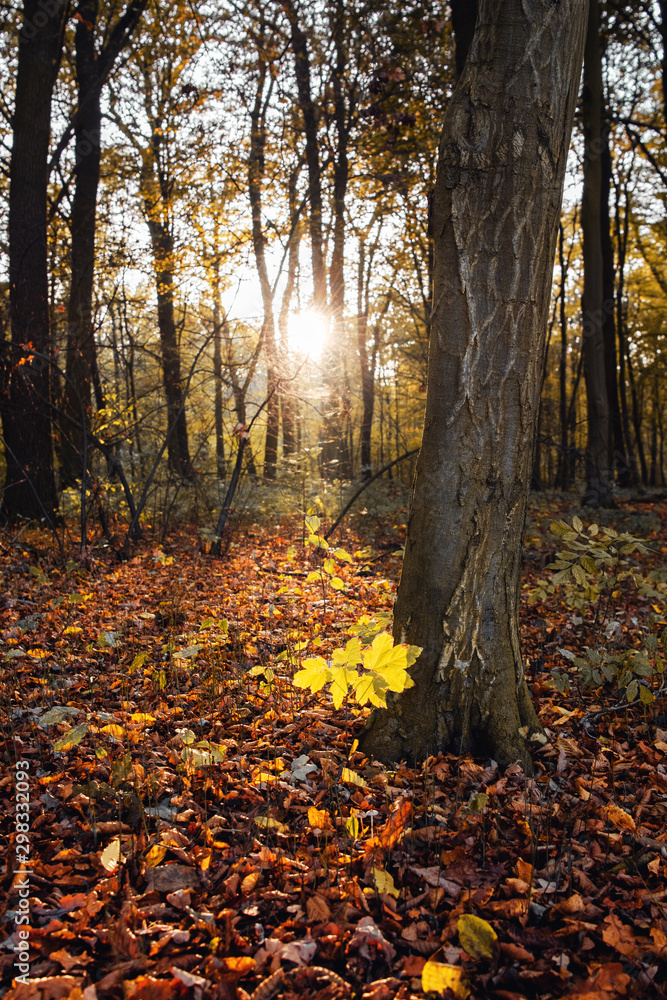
[[379, 798, 412, 848], [605, 802, 636, 834], [308, 806, 333, 831], [241, 871, 260, 895], [601, 913, 637, 957]]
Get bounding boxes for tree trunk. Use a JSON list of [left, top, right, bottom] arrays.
[[247, 58, 279, 481], [581, 0, 611, 505], [1, 0, 66, 523], [277, 168, 300, 460], [212, 272, 226, 480], [557, 223, 571, 489], [59, 0, 147, 487], [144, 208, 194, 480], [660, 0, 666, 124], [614, 173, 639, 486], [600, 117, 628, 485], [359, 0, 587, 771], [282, 0, 326, 313]]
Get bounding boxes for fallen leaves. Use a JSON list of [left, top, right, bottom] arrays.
[[2, 508, 667, 999]]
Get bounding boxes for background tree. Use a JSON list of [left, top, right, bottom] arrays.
[[1, 0, 68, 523]]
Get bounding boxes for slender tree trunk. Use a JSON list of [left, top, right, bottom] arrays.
[[278, 169, 300, 460], [59, 0, 147, 486], [143, 206, 194, 480], [247, 59, 279, 481], [557, 224, 571, 489], [1, 0, 66, 523], [282, 0, 326, 312], [600, 118, 627, 485], [614, 175, 639, 486], [212, 269, 226, 480], [359, 0, 587, 771], [659, 0, 666, 124], [581, 0, 611, 505], [322, 5, 352, 478]]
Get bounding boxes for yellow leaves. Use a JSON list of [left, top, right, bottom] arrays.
[[63, 626, 83, 635], [54, 724, 89, 751], [293, 656, 331, 693], [129, 651, 149, 673], [144, 844, 168, 868], [370, 867, 399, 898], [457, 914, 497, 959], [421, 959, 470, 998], [130, 713, 156, 726], [292, 632, 420, 711], [308, 806, 334, 832], [340, 767, 368, 788], [241, 871, 260, 895], [100, 724, 125, 739]]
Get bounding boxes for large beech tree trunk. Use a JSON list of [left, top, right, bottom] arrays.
[[1, 0, 66, 523], [359, 0, 588, 771]]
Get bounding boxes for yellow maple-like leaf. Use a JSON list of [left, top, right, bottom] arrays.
[[63, 626, 83, 635], [457, 914, 497, 959], [331, 638, 363, 668], [422, 961, 470, 998], [329, 665, 358, 709], [293, 657, 331, 693], [130, 713, 156, 725], [26, 648, 49, 659], [362, 633, 421, 690], [351, 671, 387, 707]]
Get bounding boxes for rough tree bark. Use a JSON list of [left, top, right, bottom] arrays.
[[1, 0, 67, 523], [359, 0, 588, 771]]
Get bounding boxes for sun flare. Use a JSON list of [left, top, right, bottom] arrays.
[[287, 310, 329, 359]]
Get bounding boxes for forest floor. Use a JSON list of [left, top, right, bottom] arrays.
[[1, 494, 667, 1000]]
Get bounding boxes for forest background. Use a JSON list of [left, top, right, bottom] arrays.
[[0, 0, 664, 533], [2, 3, 667, 1000]]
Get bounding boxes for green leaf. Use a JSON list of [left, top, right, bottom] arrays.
[[572, 563, 587, 586], [580, 555, 598, 574], [626, 678, 638, 702], [572, 515, 583, 533]]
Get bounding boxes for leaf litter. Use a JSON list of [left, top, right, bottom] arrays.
[[0, 501, 666, 999]]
